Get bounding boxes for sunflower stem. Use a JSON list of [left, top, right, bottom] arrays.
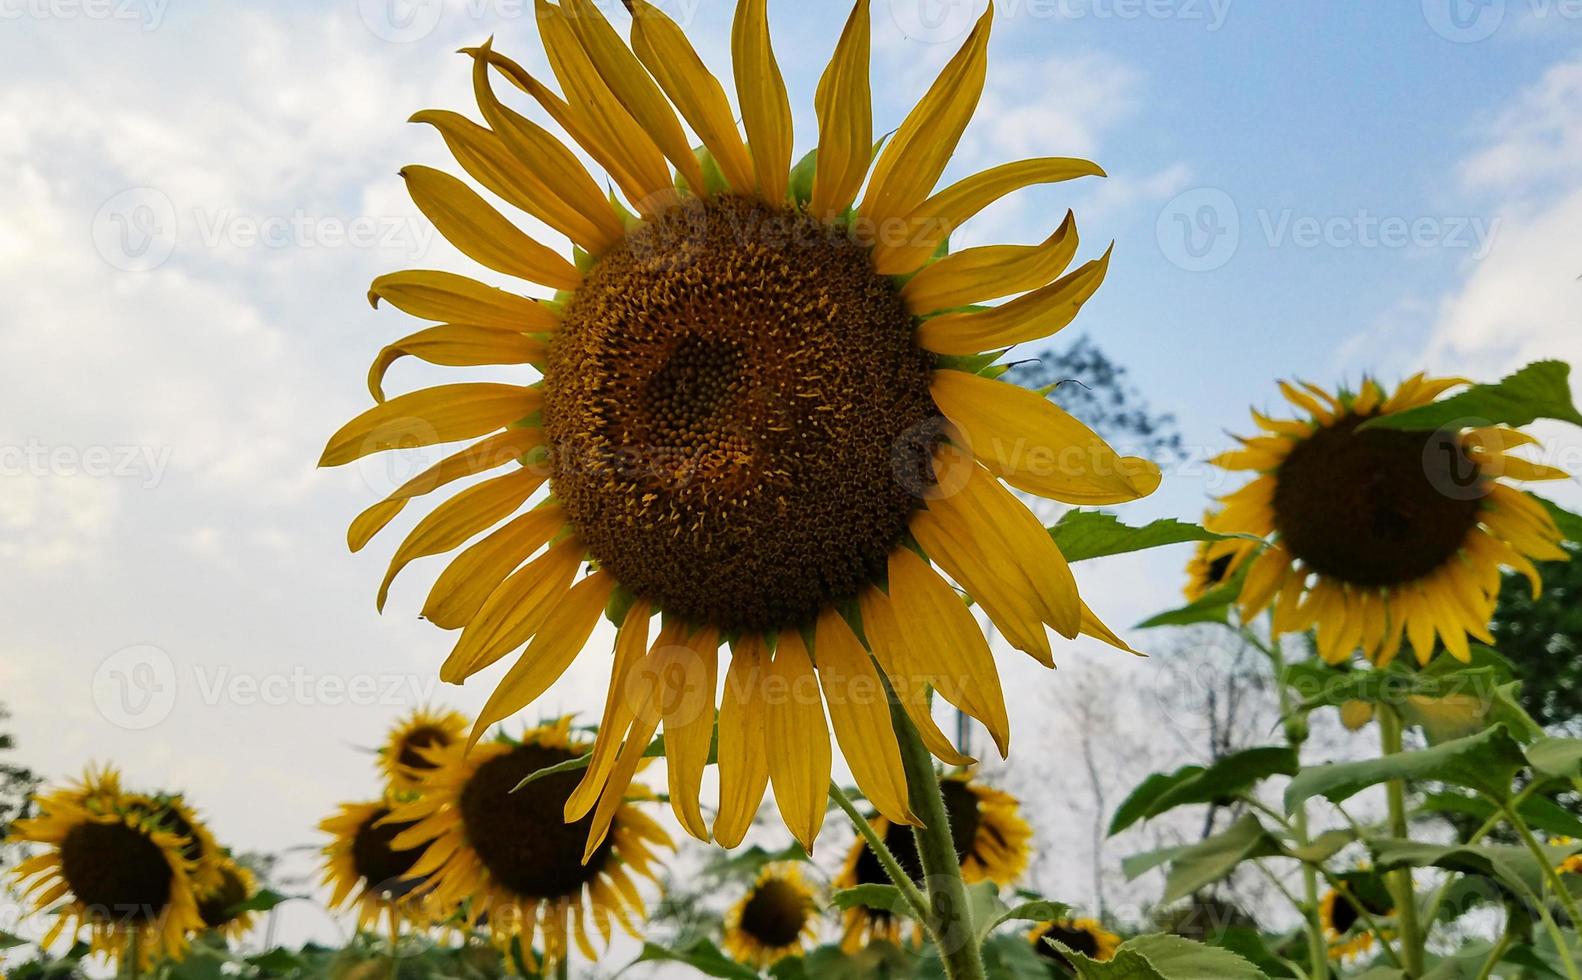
[[1379, 706, 1425, 977], [1505, 802, 1582, 943], [893, 706, 988, 980], [828, 781, 931, 922]]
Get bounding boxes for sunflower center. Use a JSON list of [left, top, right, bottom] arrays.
[[58, 821, 172, 924], [198, 866, 249, 928], [1205, 553, 1234, 587], [351, 808, 424, 900], [545, 195, 937, 632], [1272, 415, 1484, 587], [397, 725, 452, 771], [1327, 897, 1359, 935], [458, 743, 612, 900], [739, 878, 809, 948]]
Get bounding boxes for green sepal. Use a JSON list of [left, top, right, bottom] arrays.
[[788, 146, 818, 207]]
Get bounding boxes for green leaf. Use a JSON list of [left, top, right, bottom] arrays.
[[1049, 512, 1231, 564], [1360, 360, 1582, 431], [1532, 493, 1582, 546], [1136, 580, 1241, 630], [830, 884, 915, 919], [229, 887, 289, 915], [0, 930, 25, 950], [1122, 814, 1285, 904], [1369, 838, 1581, 905], [981, 898, 1072, 941], [1283, 725, 1528, 812], [631, 939, 762, 980], [1109, 748, 1298, 835], [1052, 933, 1267, 979], [1527, 736, 1582, 779]]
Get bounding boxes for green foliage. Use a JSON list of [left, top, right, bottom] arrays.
[[1049, 933, 1265, 979], [1049, 512, 1230, 564], [1123, 815, 1286, 905], [1110, 747, 1299, 836], [1489, 541, 1582, 734], [1360, 359, 1582, 431], [1283, 725, 1529, 811], [631, 938, 761, 979]]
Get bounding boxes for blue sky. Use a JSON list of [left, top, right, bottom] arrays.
[[2, 0, 1581, 967]]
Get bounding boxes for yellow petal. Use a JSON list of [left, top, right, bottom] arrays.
[[765, 630, 831, 852], [857, 6, 991, 228], [422, 505, 565, 629], [901, 211, 1078, 315], [411, 108, 617, 255], [661, 626, 720, 842], [584, 624, 675, 862], [814, 607, 916, 827], [400, 165, 580, 289], [470, 569, 615, 745], [731, 0, 793, 203], [560, 0, 707, 195], [348, 427, 542, 552], [1079, 601, 1139, 655], [908, 507, 1051, 664], [1494, 455, 1571, 482], [628, 0, 755, 194], [917, 248, 1110, 355], [882, 545, 1011, 755], [536, 0, 681, 215], [440, 536, 583, 683], [368, 324, 546, 403], [875, 158, 1104, 275], [714, 634, 771, 848], [567, 600, 652, 822], [320, 383, 541, 467], [376, 467, 546, 611], [930, 370, 1161, 504], [856, 586, 976, 767], [809, 0, 871, 220], [368, 270, 556, 330]]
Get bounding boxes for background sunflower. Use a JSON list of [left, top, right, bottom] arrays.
[[378, 706, 468, 794], [722, 861, 820, 969]]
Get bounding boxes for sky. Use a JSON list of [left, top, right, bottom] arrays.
[[2, 0, 1581, 970]]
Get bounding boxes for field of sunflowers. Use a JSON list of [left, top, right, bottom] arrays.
[[4, 1, 1581, 978]]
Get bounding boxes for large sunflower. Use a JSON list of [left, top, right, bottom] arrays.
[[320, 800, 434, 940], [1210, 375, 1570, 665], [321, 0, 1157, 854], [835, 773, 1030, 950], [380, 707, 469, 794], [7, 768, 204, 971], [723, 862, 820, 969], [1029, 918, 1120, 973], [386, 718, 670, 971]]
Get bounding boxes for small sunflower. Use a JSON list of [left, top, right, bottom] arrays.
[[835, 774, 1030, 950], [122, 791, 227, 894], [196, 858, 258, 943], [1210, 375, 1570, 666], [1183, 519, 1256, 602], [7, 768, 204, 971], [722, 862, 820, 969], [379, 707, 469, 793], [1029, 918, 1120, 973], [320, 800, 434, 940], [320, 0, 1159, 854], [387, 718, 671, 971], [1320, 877, 1393, 961]]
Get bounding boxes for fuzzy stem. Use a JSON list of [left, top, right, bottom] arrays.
[[828, 781, 931, 922]]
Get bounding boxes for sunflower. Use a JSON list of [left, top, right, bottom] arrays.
[[835, 773, 1030, 950], [1320, 882, 1393, 961], [122, 791, 227, 894], [385, 718, 670, 971], [320, 800, 435, 940], [321, 0, 1158, 855], [722, 862, 820, 969], [1209, 375, 1570, 666], [7, 768, 204, 971], [196, 858, 258, 943], [380, 707, 469, 794], [1183, 518, 1256, 601], [1029, 918, 1120, 973]]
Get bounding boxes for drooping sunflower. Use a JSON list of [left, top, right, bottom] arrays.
[[320, 800, 434, 940], [1183, 517, 1256, 602], [379, 707, 469, 794], [1210, 375, 1570, 666], [7, 768, 205, 971], [386, 718, 671, 970], [196, 858, 257, 943], [835, 773, 1030, 950], [1319, 879, 1392, 961], [122, 791, 227, 894], [723, 862, 820, 968], [1029, 918, 1120, 973], [320, 0, 1158, 855]]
